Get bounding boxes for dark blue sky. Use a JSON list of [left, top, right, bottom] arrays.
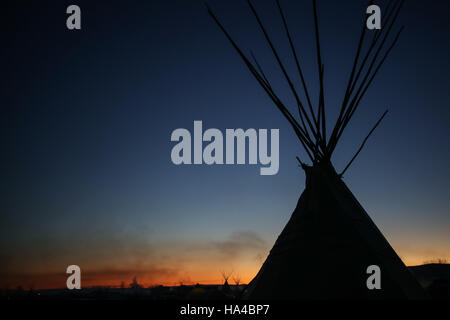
[[1, 0, 450, 288]]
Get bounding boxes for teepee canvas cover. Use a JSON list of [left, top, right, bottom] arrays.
[[244, 162, 426, 299], [208, 0, 427, 299]]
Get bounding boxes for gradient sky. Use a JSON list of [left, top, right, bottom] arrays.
[[1, 0, 450, 289]]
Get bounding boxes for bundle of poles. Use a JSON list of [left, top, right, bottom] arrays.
[[207, 0, 404, 176]]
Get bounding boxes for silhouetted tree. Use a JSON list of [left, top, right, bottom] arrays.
[[423, 258, 448, 264]]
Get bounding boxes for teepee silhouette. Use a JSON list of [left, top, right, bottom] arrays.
[[208, 0, 427, 299]]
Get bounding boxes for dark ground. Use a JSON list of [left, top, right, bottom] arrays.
[[1, 264, 449, 300]]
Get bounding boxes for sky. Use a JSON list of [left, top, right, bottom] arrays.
[[1, 0, 450, 289]]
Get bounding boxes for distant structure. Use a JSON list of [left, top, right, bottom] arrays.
[[129, 276, 141, 289], [208, 0, 428, 299], [221, 271, 232, 294], [232, 275, 241, 287]]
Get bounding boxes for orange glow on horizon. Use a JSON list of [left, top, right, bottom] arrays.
[[2, 253, 449, 290], [0, 268, 257, 290]]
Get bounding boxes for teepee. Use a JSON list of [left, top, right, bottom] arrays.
[[208, 0, 427, 299]]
